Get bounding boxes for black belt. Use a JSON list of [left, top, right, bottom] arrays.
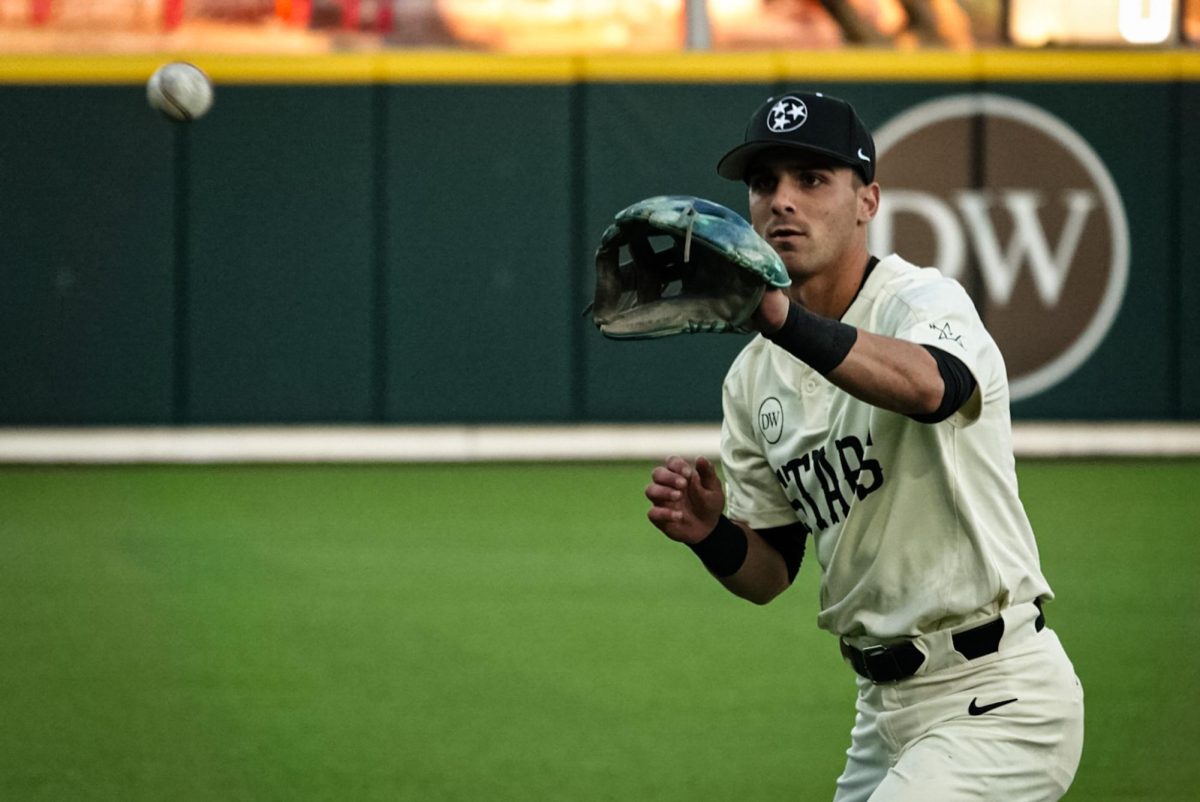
[[840, 602, 1046, 684]]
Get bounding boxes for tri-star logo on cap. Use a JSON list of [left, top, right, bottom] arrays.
[[768, 97, 808, 133], [716, 90, 877, 184]]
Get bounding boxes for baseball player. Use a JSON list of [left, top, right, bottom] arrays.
[[644, 91, 1084, 800]]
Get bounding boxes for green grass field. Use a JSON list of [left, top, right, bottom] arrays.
[[2, 459, 1198, 801]]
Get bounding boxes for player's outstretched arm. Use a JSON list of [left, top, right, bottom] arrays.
[[825, 329, 945, 416], [645, 456, 791, 605], [755, 290, 952, 419]]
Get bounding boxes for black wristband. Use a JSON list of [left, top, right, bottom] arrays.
[[688, 515, 749, 578], [765, 302, 858, 375]]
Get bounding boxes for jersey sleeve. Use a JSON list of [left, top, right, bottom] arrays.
[[887, 274, 998, 428], [719, 357, 798, 530]]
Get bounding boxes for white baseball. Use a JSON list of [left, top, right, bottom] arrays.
[[147, 62, 214, 122]]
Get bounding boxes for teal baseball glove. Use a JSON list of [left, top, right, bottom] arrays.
[[590, 195, 790, 339]]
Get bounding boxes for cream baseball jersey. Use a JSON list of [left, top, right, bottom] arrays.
[[720, 254, 1051, 642]]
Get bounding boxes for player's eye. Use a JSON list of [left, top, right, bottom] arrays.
[[747, 173, 775, 193], [797, 171, 825, 187]]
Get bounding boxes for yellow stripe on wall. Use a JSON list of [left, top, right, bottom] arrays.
[[374, 52, 578, 83], [976, 49, 1186, 80], [773, 50, 980, 81], [0, 49, 1196, 85], [577, 51, 778, 81]]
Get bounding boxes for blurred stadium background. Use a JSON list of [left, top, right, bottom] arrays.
[[1, 2, 1198, 800], [1, 1, 1199, 51]]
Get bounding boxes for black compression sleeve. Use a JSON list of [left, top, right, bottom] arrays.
[[764, 302, 858, 375], [756, 522, 808, 584], [909, 345, 978, 424]]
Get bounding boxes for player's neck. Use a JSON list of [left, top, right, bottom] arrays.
[[789, 246, 872, 320]]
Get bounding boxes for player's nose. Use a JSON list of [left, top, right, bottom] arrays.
[[770, 190, 798, 216], [768, 180, 801, 216]]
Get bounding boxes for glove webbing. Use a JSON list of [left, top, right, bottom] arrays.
[[627, 233, 692, 304]]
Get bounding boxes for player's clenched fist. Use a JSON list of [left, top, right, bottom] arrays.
[[644, 455, 725, 544]]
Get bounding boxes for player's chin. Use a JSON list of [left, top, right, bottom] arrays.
[[770, 239, 807, 260], [777, 251, 814, 278]]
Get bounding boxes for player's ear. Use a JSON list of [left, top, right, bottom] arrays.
[[858, 182, 880, 224]]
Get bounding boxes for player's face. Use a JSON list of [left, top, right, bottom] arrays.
[[745, 151, 875, 281]]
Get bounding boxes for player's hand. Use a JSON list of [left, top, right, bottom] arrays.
[[752, 288, 790, 334], [645, 455, 725, 545]]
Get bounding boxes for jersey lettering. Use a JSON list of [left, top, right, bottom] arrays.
[[777, 454, 827, 531], [836, 435, 885, 500], [812, 447, 851, 524], [774, 434, 884, 533]]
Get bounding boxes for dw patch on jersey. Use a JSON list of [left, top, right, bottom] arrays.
[[758, 397, 784, 444]]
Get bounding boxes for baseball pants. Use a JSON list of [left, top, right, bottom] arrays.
[[832, 603, 1085, 802]]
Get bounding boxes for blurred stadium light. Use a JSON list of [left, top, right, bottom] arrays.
[[1009, 0, 1179, 46]]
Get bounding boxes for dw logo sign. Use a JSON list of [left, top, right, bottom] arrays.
[[869, 94, 1130, 400]]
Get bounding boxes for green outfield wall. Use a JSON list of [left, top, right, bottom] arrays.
[[1, 51, 1197, 424]]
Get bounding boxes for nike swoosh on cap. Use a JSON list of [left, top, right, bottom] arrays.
[[857, 148, 871, 162]]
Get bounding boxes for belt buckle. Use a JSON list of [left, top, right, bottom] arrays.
[[860, 644, 901, 684]]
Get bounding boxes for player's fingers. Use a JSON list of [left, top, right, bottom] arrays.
[[694, 456, 721, 491], [753, 288, 790, 333], [650, 464, 688, 490], [663, 455, 694, 479], [646, 505, 684, 529], [644, 481, 682, 503]]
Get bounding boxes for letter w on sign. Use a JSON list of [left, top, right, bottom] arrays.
[[956, 189, 1097, 307]]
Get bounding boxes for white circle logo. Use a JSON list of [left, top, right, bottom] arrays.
[[758, 397, 784, 444], [767, 97, 808, 133], [870, 94, 1129, 401]]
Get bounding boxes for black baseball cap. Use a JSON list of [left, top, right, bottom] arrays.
[[717, 91, 876, 184]]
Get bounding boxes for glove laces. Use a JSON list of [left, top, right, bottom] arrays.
[[683, 204, 696, 263]]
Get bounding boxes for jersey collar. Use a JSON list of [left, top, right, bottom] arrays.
[[840, 255, 880, 321]]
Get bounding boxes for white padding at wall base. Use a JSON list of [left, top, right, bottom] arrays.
[[0, 424, 720, 464], [1010, 422, 1200, 457], [0, 422, 1198, 464]]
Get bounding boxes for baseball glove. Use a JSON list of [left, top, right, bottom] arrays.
[[590, 195, 790, 339]]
